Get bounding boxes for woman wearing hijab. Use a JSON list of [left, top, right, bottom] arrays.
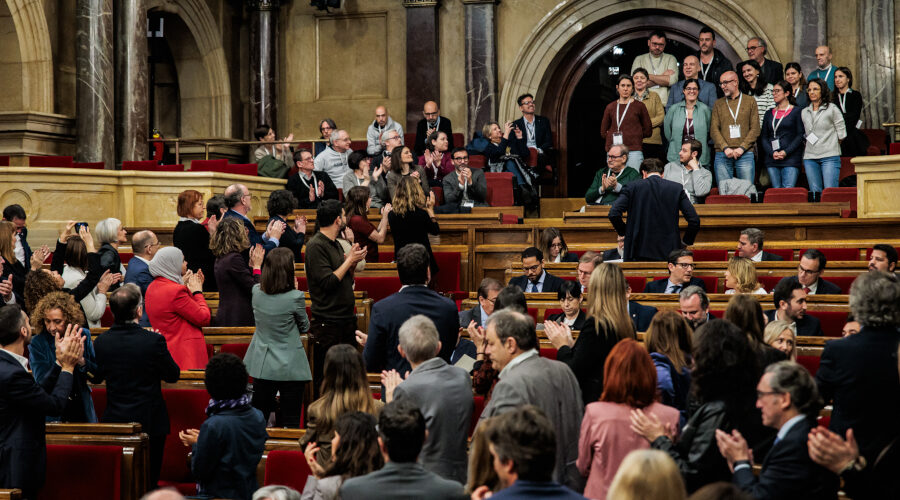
[[145, 246, 211, 369]]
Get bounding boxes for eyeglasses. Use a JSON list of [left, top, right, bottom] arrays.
[[719, 79, 738, 87], [797, 265, 820, 275], [746, 45, 761, 52], [756, 390, 781, 399], [607, 154, 626, 160], [684, 87, 699, 93], [523, 264, 541, 272], [550, 243, 563, 248], [520, 100, 535, 106], [320, 126, 332, 132], [452, 156, 468, 161], [674, 263, 695, 269]]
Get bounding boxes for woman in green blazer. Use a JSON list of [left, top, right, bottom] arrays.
[[245, 247, 311, 428], [664, 78, 712, 167]]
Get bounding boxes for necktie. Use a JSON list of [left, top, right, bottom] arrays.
[[671, 284, 683, 294], [803, 287, 811, 294]]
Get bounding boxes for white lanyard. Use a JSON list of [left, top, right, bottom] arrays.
[[648, 54, 662, 75], [838, 90, 850, 114], [726, 94, 743, 124], [771, 105, 792, 134], [684, 106, 694, 133], [819, 66, 833, 83], [793, 88, 800, 98], [615, 99, 633, 131], [298, 172, 318, 190], [699, 59, 711, 80]]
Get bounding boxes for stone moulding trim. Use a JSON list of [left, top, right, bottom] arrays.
[[7, 0, 55, 114], [403, 0, 440, 7], [499, 0, 779, 119]]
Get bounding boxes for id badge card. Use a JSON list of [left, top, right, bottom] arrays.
[[857, 119, 863, 129], [612, 132, 624, 145], [771, 139, 780, 150], [729, 124, 741, 139], [461, 200, 475, 208], [806, 132, 819, 145]]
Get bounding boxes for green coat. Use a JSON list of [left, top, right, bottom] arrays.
[[244, 285, 312, 381], [257, 155, 289, 179], [585, 166, 640, 205]]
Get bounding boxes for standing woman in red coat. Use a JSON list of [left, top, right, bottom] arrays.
[[145, 246, 211, 369]]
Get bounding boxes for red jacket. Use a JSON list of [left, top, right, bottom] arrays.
[[145, 277, 211, 370]]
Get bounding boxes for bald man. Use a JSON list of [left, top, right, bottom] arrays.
[[414, 101, 454, 156], [809, 45, 836, 90], [366, 105, 404, 156], [666, 55, 718, 110], [124, 230, 159, 327]]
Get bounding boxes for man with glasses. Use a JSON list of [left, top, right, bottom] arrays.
[[124, 230, 160, 326], [775, 249, 842, 295], [288, 148, 339, 209], [414, 101, 454, 156], [372, 129, 404, 170], [441, 148, 487, 212], [366, 105, 404, 156], [585, 144, 639, 206], [222, 183, 284, 252], [512, 93, 555, 174], [696, 26, 733, 98], [745, 36, 783, 85], [643, 249, 707, 293], [576, 251, 603, 292], [631, 30, 678, 104], [711, 71, 760, 187], [666, 55, 718, 110], [508, 247, 565, 294], [314, 129, 353, 188]]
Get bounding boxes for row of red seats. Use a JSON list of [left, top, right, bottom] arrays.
[[706, 186, 857, 211]]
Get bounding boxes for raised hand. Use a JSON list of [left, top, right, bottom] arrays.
[[544, 320, 574, 349], [96, 270, 120, 294], [372, 165, 384, 181], [55, 323, 85, 372], [59, 221, 77, 243], [294, 215, 307, 235], [381, 369, 403, 403], [309, 183, 317, 202], [380, 203, 393, 216], [354, 330, 368, 346], [30, 245, 50, 269], [178, 429, 200, 447], [79, 225, 96, 253], [249, 244, 265, 270], [207, 214, 219, 235], [467, 321, 486, 350], [303, 442, 327, 478], [808, 427, 860, 474], [630, 408, 669, 443], [425, 191, 436, 209], [317, 181, 325, 198], [0, 275, 13, 302]]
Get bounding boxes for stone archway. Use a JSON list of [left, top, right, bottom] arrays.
[[4, 0, 54, 113], [499, 0, 779, 121], [147, 0, 232, 137]]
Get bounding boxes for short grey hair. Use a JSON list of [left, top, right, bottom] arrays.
[[252, 485, 301, 500], [398, 315, 440, 364], [382, 129, 401, 145], [741, 227, 765, 248], [330, 129, 347, 146], [486, 309, 537, 351], [95, 217, 122, 245], [749, 36, 768, 52], [610, 144, 630, 157], [679, 285, 709, 310], [849, 271, 900, 328], [765, 361, 821, 417]]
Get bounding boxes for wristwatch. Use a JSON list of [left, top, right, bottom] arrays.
[[840, 455, 867, 475]]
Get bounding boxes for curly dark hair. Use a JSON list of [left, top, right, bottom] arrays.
[[691, 319, 758, 415], [24, 270, 63, 314], [324, 411, 384, 480], [204, 352, 249, 401], [30, 291, 85, 332], [266, 189, 297, 219]]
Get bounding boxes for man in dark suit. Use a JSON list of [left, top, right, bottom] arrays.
[[717, 361, 839, 499], [609, 158, 701, 262], [628, 299, 658, 332], [222, 183, 284, 253], [362, 244, 459, 375], [508, 247, 566, 294], [775, 249, 843, 295], [816, 271, 900, 463], [601, 237, 624, 262], [441, 149, 488, 210], [643, 249, 707, 293], [340, 400, 464, 499], [764, 280, 824, 337], [414, 101, 454, 156], [287, 149, 339, 210], [459, 278, 502, 329], [383, 315, 473, 484], [0, 304, 82, 498], [737, 227, 783, 261], [124, 230, 158, 327], [746, 36, 784, 85], [93, 284, 181, 489], [2, 204, 32, 271], [679, 286, 715, 329], [511, 93, 554, 172]]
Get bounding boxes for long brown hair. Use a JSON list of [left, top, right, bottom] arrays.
[[344, 185, 371, 219], [322, 411, 384, 480], [209, 217, 249, 257], [0, 221, 17, 264], [391, 176, 425, 217], [309, 345, 378, 434], [390, 146, 413, 175], [539, 227, 569, 261], [586, 263, 635, 339], [725, 294, 766, 344], [645, 310, 693, 372], [260, 247, 295, 295]]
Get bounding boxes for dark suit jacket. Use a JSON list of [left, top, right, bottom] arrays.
[[17, 227, 32, 272], [508, 271, 566, 294], [643, 276, 707, 293], [0, 350, 73, 496], [512, 115, 554, 155], [602, 248, 623, 261], [546, 310, 587, 331], [609, 175, 700, 262], [697, 49, 733, 97], [442, 168, 488, 207], [363, 286, 459, 374], [458, 304, 484, 328], [761, 58, 785, 87], [816, 326, 900, 461], [629, 300, 658, 332], [222, 209, 276, 252], [93, 322, 180, 435], [341, 461, 464, 500], [270, 215, 304, 262], [760, 250, 784, 261], [733, 418, 839, 499], [489, 480, 585, 499], [763, 309, 824, 337], [775, 275, 842, 295], [124, 257, 153, 326], [214, 252, 259, 327], [286, 171, 339, 210], [415, 116, 454, 156]]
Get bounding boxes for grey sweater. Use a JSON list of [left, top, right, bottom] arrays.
[[802, 103, 846, 159], [663, 162, 713, 203], [314, 146, 352, 187]]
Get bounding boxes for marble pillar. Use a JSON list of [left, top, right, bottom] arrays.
[[404, 0, 441, 132], [114, 0, 148, 165], [76, 0, 114, 169], [463, 0, 498, 141], [858, 0, 895, 128], [249, 0, 280, 132], [792, 0, 826, 74]]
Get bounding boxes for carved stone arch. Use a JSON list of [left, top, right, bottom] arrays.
[[147, 0, 232, 137], [499, 0, 780, 120], [6, 0, 54, 113]]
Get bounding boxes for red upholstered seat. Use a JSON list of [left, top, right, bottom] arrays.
[[432, 252, 461, 292], [526, 308, 538, 322], [404, 132, 416, 150], [800, 247, 859, 261], [817, 415, 831, 428], [821, 276, 855, 294], [100, 306, 114, 327], [349, 140, 368, 152], [377, 251, 394, 263], [539, 347, 557, 360], [264, 450, 311, 492], [763, 187, 808, 204], [499, 214, 519, 224], [890, 143, 900, 155], [224, 163, 259, 176], [798, 355, 822, 377], [757, 276, 779, 292], [41, 445, 122, 500], [0, 155, 9, 166], [452, 133, 464, 150], [29, 156, 73, 168], [468, 154, 486, 169], [484, 172, 514, 206], [626, 276, 646, 292], [353, 276, 402, 302], [838, 157, 855, 182], [705, 194, 750, 204], [122, 160, 184, 172], [431, 186, 444, 206], [220, 343, 250, 360], [697, 276, 719, 293], [91, 386, 107, 418], [821, 187, 857, 211], [544, 308, 564, 318], [561, 276, 578, 283], [807, 311, 848, 337], [189, 159, 228, 172], [119, 252, 134, 262], [766, 248, 795, 260], [469, 396, 485, 437], [337, 188, 344, 202], [861, 128, 887, 154], [527, 148, 539, 167], [73, 162, 105, 169], [296, 276, 308, 291], [692, 249, 728, 261], [158, 389, 210, 495]]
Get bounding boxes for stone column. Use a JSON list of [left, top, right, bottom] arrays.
[[791, 0, 826, 74], [248, 0, 280, 132], [114, 0, 148, 165], [858, 0, 895, 128], [463, 0, 498, 141], [404, 0, 441, 132], [76, 0, 115, 169]]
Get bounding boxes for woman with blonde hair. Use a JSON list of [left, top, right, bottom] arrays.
[[645, 310, 693, 424], [210, 217, 264, 326], [606, 449, 687, 500], [545, 262, 635, 404], [724, 257, 766, 294], [388, 176, 439, 277], [300, 344, 382, 470], [764, 319, 796, 360], [539, 227, 579, 263]]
